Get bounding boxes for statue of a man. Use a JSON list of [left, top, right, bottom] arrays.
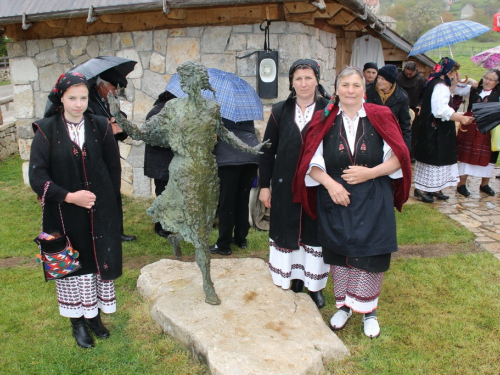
[[109, 61, 268, 304]]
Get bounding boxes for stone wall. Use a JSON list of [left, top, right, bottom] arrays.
[[9, 22, 336, 197], [0, 68, 10, 81], [0, 122, 17, 160]]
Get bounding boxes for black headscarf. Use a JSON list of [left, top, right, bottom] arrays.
[[45, 72, 89, 118], [424, 57, 456, 89], [288, 58, 330, 99]]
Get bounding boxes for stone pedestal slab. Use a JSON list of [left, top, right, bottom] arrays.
[[137, 258, 349, 374]]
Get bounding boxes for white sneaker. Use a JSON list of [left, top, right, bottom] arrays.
[[329, 309, 352, 331], [362, 316, 380, 339]]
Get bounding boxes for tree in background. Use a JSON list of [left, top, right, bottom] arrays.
[[0, 36, 10, 56], [404, 0, 442, 42]]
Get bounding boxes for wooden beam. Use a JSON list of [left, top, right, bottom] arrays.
[[166, 8, 188, 20], [326, 9, 356, 26], [342, 19, 365, 31], [284, 2, 318, 14], [284, 8, 315, 25], [3, 4, 284, 41], [45, 19, 68, 28], [100, 14, 126, 24]]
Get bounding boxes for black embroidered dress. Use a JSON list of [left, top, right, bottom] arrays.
[[316, 115, 397, 272]]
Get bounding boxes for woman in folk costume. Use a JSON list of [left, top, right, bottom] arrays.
[[29, 72, 122, 348], [455, 69, 500, 197], [293, 67, 411, 338], [413, 57, 474, 203], [259, 59, 331, 309]]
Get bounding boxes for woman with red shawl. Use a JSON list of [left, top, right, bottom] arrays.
[[293, 67, 411, 338]]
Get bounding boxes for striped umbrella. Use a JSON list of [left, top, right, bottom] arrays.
[[409, 20, 490, 57]]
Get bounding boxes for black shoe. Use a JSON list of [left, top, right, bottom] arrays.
[[121, 234, 137, 242], [429, 191, 449, 200], [414, 189, 434, 203], [157, 229, 171, 238], [232, 238, 247, 249], [209, 244, 232, 256], [457, 185, 470, 197], [70, 317, 94, 348], [291, 279, 304, 293], [85, 312, 110, 339], [309, 290, 325, 309], [480, 185, 495, 196]]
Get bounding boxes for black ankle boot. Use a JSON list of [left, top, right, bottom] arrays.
[[309, 290, 325, 309], [291, 279, 304, 293], [70, 317, 94, 348], [85, 312, 110, 338]]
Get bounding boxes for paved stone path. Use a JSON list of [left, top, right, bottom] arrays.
[[410, 166, 500, 261]]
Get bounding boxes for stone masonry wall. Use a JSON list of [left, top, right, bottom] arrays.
[[0, 122, 17, 160], [9, 22, 336, 197]]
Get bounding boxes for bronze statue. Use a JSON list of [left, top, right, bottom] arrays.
[[109, 61, 268, 305]]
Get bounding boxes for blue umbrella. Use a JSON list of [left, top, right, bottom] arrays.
[[409, 20, 490, 57], [165, 68, 263, 122]]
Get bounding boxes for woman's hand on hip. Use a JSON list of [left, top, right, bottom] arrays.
[[259, 188, 272, 208], [64, 190, 97, 209], [342, 165, 373, 185]]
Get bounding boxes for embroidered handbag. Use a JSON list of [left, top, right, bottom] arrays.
[[34, 182, 81, 281]]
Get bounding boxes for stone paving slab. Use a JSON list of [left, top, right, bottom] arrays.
[[411, 166, 500, 258]]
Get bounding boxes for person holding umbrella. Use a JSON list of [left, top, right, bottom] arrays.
[[87, 69, 136, 242], [29, 72, 122, 348], [259, 59, 331, 309], [455, 69, 500, 196], [413, 57, 474, 203]]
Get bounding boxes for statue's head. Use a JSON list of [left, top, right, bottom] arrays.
[[177, 61, 215, 96]]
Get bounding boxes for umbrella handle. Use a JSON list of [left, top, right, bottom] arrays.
[[459, 75, 468, 84]]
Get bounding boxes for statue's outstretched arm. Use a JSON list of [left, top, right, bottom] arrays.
[[215, 117, 270, 155], [107, 93, 170, 148]]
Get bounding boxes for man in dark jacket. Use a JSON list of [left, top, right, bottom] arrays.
[[144, 91, 176, 238], [397, 61, 427, 155], [397, 61, 426, 115], [87, 69, 136, 242], [209, 119, 259, 255], [365, 64, 412, 151]]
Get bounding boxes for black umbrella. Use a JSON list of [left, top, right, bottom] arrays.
[[68, 56, 137, 84], [43, 56, 137, 117], [471, 102, 500, 134]]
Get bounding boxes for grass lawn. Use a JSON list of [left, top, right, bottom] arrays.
[[1, 154, 499, 374], [0, 79, 11, 86]]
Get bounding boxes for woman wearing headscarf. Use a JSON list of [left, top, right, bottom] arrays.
[[259, 59, 331, 309], [365, 64, 412, 151], [29, 72, 122, 349], [455, 69, 500, 197], [293, 66, 411, 338], [413, 57, 474, 203]]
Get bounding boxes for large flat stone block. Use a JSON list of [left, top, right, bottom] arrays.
[[137, 258, 349, 374]]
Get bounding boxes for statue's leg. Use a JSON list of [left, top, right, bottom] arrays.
[[167, 233, 183, 259], [195, 245, 221, 305]]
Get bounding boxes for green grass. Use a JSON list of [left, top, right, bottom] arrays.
[[1, 154, 499, 374], [0, 79, 10, 86]]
